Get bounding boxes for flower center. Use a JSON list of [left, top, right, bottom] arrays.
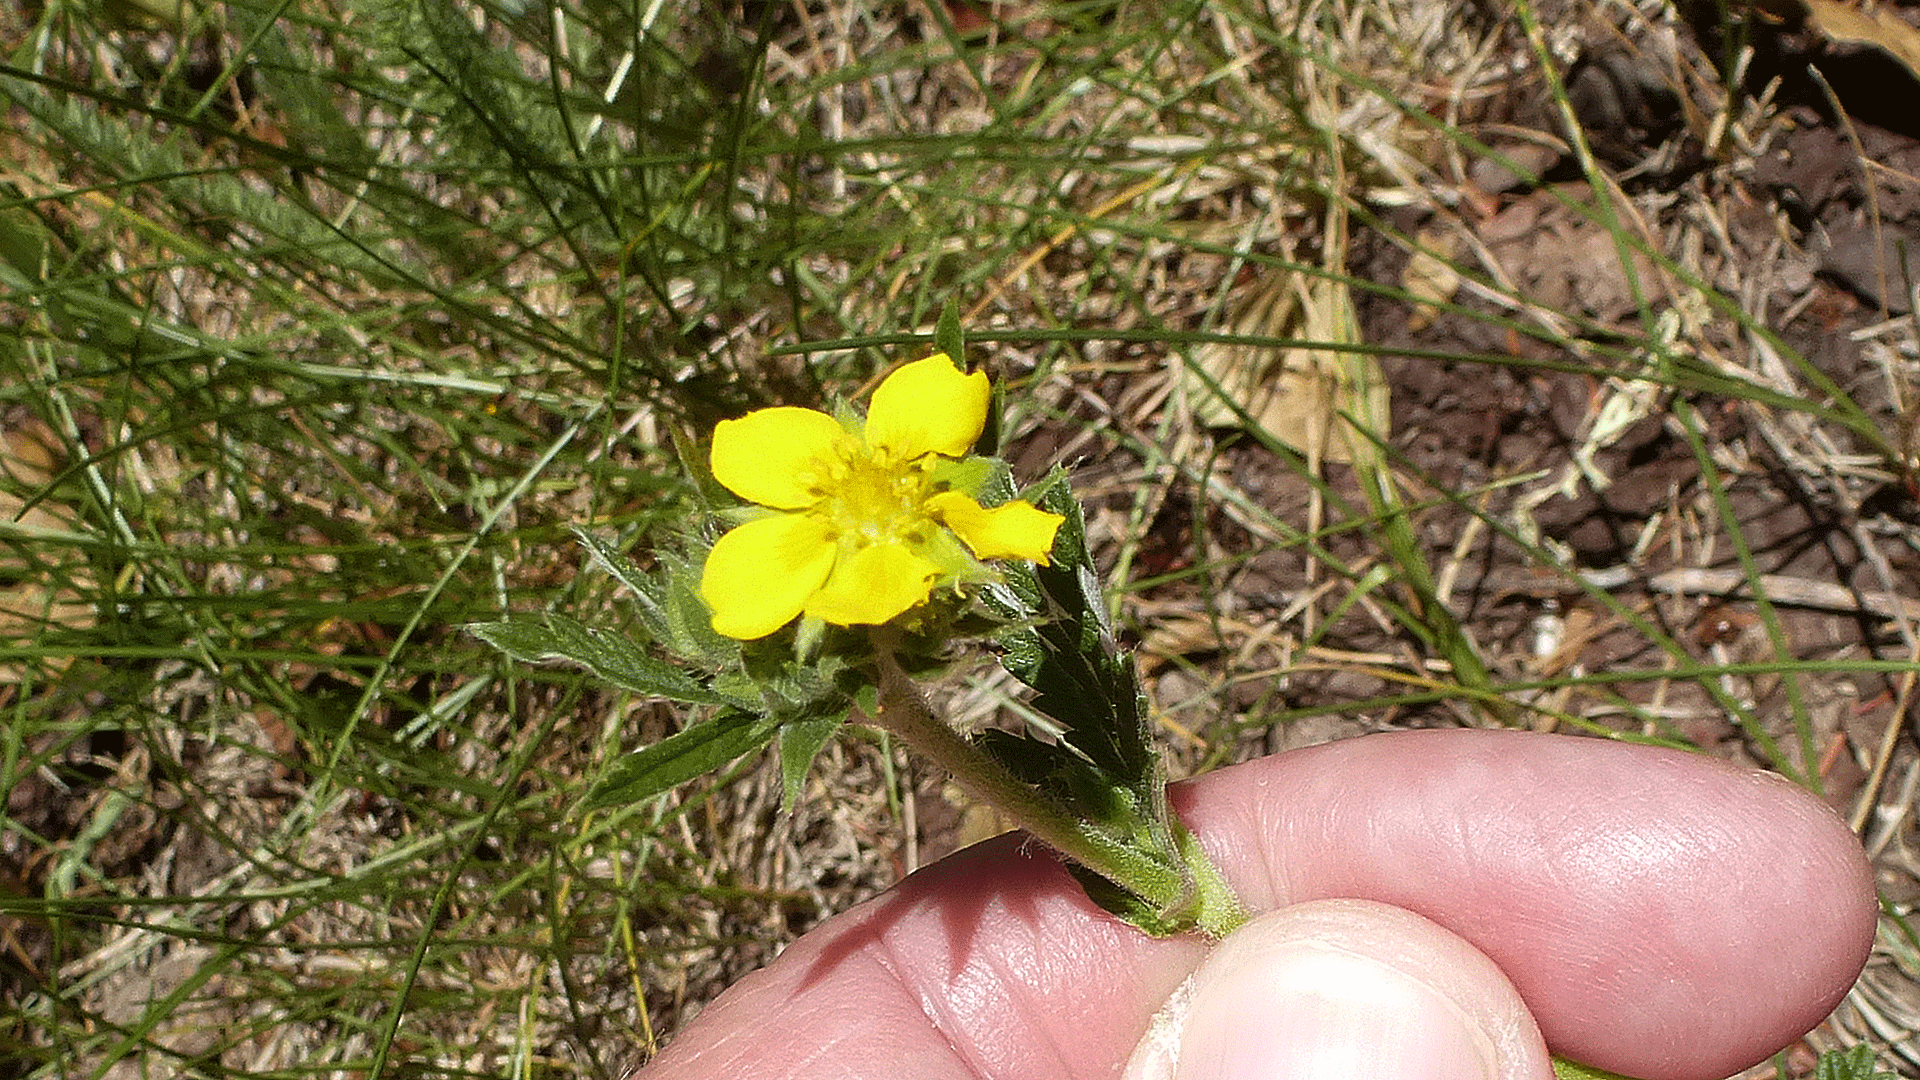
[[813, 442, 936, 548]]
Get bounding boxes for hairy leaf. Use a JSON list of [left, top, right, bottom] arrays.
[[469, 616, 720, 704], [583, 710, 783, 810], [777, 714, 846, 811]]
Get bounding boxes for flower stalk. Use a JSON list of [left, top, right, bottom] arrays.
[[870, 640, 1244, 939]]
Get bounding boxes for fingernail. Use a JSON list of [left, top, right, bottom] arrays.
[[1125, 902, 1530, 1080], [1171, 938, 1501, 1080]]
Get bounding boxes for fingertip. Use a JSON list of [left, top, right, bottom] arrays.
[[1171, 730, 1877, 1080], [1124, 900, 1554, 1080]]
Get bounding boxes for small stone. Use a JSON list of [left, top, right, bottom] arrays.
[[1471, 142, 1561, 195]]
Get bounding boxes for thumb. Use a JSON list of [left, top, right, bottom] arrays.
[[1124, 900, 1555, 1080]]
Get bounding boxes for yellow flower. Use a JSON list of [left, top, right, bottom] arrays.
[[700, 354, 1065, 640]]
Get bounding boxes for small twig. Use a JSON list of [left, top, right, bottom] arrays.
[[1473, 564, 1920, 624], [1851, 638, 1920, 837], [1645, 568, 1920, 623]]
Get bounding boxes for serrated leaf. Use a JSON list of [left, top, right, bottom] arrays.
[[469, 616, 720, 704], [572, 527, 657, 611], [992, 476, 1155, 787], [777, 714, 845, 811], [582, 710, 783, 809], [975, 464, 1208, 933], [975, 728, 1088, 788], [1040, 466, 1092, 569]]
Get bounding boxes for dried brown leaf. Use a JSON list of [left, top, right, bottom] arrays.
[[1182, 271, 1389, 466], [1800, 0, 1920, 83], [1402, 228, 1462, 333]]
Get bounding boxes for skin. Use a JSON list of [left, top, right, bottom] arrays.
[[634, 729, 1878, 1080]]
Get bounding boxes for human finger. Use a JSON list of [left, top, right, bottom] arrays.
[[1173, 729, 1877, 1079], [1121, 899, 1555, 1080], [636, 730, 1874, 1080]]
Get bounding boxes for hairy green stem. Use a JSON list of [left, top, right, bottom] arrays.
[[869, 645, 1236, 934]]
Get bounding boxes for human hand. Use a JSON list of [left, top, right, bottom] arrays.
[[634, 729, 1877, 1080]]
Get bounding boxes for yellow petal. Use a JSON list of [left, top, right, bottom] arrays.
[[711, 407, 845, 510], [700, 513, 836, 639], [865, 355, 989, 460], [928, 492, 1063, 564], [803, 543, 938, 626]]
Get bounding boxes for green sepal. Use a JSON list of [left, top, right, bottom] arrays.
[[831, 397, 864, 435], [709, 672, 766, 710], [581, 709, 782, 810], [468, 616, 720, 704], [793, 615, 826, 662], [737, 637, 852, 711], [928, 454, 995, 501]]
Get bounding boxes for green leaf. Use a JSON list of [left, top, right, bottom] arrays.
[[582, 710, 783, 810], [974, 728, 1086, 788], [1550, 1060, 1638, 1080], [469, 616, 720, 704], [974, 728, 1166, 850], [570, 529, 735, 664], [988, 470, 1156, 788], [572, 527, 657, 612], [777, 713, 846, 811], [667, 556, 736, 662], [1815, 1045, 1896, 1080], [975, 467, 1212, 932], [0, 190, 54, 287], [935, 299, 965, 363]]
